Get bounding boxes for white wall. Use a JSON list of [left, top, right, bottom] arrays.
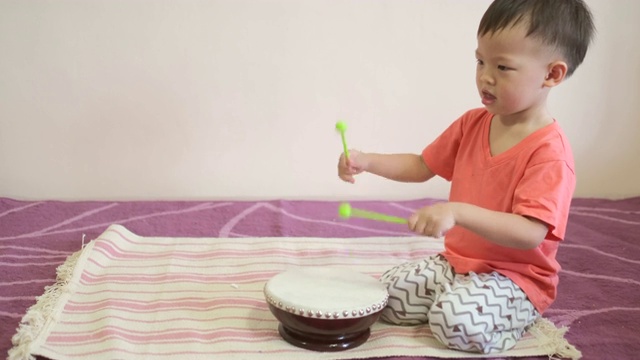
[[1, 0, 639, 201]]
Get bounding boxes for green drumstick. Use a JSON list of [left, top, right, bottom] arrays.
[[338, 202, 408, 224], [335, 120, 349, 159]]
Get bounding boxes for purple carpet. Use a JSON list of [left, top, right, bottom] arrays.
[[1, 197, 639, 359]]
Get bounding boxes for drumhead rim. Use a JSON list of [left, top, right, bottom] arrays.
[[264, 266, 389, 320]]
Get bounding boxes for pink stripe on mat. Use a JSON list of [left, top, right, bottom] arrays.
[[60, 314, 277, 326], [47, 327, 278, 344], [80, 270, 280, 284], [63, 297, 268, 312], [85, 257, 405, 270], [92, 239, 430, 259]]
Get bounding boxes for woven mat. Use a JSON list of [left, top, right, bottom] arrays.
[[10, 225, 579, 359]]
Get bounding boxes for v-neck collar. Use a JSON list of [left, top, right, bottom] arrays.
[[482, 113, 558, 163]]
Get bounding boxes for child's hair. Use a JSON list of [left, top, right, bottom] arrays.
[[477, 0, 595, 77]]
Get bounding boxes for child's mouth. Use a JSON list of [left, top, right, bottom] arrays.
[[481, 90, 496, 105]]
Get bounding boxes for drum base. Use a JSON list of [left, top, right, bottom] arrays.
[[278, 323, 370, 352]]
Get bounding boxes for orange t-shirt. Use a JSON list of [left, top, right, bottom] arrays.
[[422, 108, 576, 313]]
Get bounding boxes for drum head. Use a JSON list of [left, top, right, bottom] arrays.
[[264, 266, 388, 319]]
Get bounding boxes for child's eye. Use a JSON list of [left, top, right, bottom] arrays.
[[497, 65, 510, 71], [476, 59, 484, 66]]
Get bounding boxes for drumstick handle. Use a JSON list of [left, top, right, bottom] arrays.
[[335, 121, 349, 160], [351, 208, 408, 224], [339, 131, 349, 159]]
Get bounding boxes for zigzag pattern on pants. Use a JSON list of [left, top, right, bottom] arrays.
[[379, 255, 455, 325], [378, 256, 538, 354], [427, 272, 538, 354]]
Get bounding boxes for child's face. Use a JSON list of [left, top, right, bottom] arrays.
[[475, 23, 555, 118]]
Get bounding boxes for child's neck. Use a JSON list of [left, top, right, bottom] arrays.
[[489, 107, 554, 157], [495, 101, 553, 128]]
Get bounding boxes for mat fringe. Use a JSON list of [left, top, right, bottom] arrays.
[[8, 249, 84, 360], [529, 317, 582, 360]]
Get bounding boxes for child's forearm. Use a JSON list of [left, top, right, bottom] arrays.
[[363, 153, 434, 183], [450, 202, 548, 249]]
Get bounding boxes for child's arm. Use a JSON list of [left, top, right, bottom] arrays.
[[338, 150, 435, 183], [453, 203, 548, 249], [410, 202, 548, 249]]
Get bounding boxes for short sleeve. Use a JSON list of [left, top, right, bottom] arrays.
[[512, 160, 576, 241], [422, 108, 488, 181], [422, 119, 464, 181]]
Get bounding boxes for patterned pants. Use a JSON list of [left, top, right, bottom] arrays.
[[379, 255, 539, 354]]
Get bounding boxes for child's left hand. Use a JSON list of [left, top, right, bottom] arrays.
[[408, 203, 455, 238]]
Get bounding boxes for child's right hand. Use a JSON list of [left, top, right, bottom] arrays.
[[338, 149, 367, 184]]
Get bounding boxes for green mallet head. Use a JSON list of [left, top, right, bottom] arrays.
[[338, 202, 352, 218], [335, 121, 347, 133]]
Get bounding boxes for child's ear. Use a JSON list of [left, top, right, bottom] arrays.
[[544, 61, 568, 87]]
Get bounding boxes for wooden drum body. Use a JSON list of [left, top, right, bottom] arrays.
[[264, 267, 388, 352]]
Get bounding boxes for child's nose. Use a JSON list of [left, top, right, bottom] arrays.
[[478, 69, 495, 85]]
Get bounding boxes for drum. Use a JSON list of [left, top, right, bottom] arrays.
[[264, 266, 389, 351]]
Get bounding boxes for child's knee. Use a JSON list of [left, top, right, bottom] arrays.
[[428, 304, 487, 352], [427, 293, 513, 353], [379, 281, 430, 325], [378, 262, 433, 325]]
